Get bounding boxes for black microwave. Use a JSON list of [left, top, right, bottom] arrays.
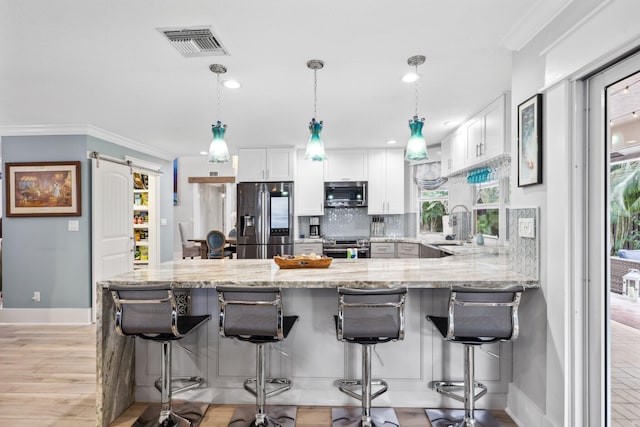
[[325, 182, 367, 208]]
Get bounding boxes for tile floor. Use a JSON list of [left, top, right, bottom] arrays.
[[612, 293, 640, 426]]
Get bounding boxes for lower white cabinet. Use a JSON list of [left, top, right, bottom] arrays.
[[370, 242, 395, 258], [294, 242, 323, 255], [396, 243, 419, 258], [372, 242, 421, 258]]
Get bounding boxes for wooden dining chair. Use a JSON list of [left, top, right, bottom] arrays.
[[206, 230, 233, 259]]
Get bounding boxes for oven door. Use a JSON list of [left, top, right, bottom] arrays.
[[323, 247, 348, 258]]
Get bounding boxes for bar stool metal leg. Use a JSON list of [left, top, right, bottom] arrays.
[[361, 345, 372, 427], [134, 341, 208, 427]]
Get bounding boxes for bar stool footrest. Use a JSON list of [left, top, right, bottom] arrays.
[[433, 380, 487, 403], [425, 408, 500, 427], [228, 405, 297, 427], [338, 379, 388, 402], [331, 407, 399, 427], [154, 376, 205, 395], [133, 400, 209, 427], [243, 378, 292, 399]]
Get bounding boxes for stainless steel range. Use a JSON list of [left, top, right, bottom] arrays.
[[322, 237, 370, 258]]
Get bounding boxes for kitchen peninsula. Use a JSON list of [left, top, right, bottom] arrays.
[[96, 256, 538, 427]]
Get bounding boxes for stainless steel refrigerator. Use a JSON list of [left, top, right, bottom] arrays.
[[237, 182, 294, 259]]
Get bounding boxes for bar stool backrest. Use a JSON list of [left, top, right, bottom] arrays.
[[446, 286, 523, 342], [111, 284, 179, 338], [217, 286, 284, 340], [337, 287, 407, 343]]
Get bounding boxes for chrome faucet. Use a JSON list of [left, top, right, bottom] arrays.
[[448, 204, 473, 242]]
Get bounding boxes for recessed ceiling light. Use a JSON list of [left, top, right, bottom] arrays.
[[200, 151, 208, 155], [223, 79, 241, 89], [386, 139, 397, 145], [402, 72, 419, 83]]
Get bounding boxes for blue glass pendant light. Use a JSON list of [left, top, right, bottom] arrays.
[[305, 59, 327, 161], [405, 55, 428, 162], [208, 64, 230, 163]]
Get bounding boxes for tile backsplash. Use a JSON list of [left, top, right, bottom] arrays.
[[298, 208, 412, 238], [507, 207, 539, 279]]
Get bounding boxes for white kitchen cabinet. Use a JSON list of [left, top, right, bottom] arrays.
[[482, 94, 508, 159], [323, 149, 368, 182], [450, 128, 467, 174], [440, 136, 452, 177], [238, 147, 294, 182], [446, 93, 508, 174], [370, 242, 395, 258], [294, 242, 323, 255], [396, 242, 419, 258], [367, 149, 405, 215], [295, 149, 324, 216], [464, 94, 507, 166]]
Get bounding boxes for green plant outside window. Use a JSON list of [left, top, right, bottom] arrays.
[[419, 190, 448, 233]]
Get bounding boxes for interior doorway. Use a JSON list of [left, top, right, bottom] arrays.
[[587, 52, 640, 426]]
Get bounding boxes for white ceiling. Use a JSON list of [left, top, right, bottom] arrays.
[[0, 0, 561, 159]]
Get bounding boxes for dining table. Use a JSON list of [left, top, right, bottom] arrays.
[[188, 237, 237, 259]]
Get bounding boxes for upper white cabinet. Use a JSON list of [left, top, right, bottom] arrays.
[[442, 93, 508, 176], [450, 128, 467, 175], [367, 149, 405, 215], [440, 136, 452, 177], [323, 149, 368, 182], [295, 149, 324, 216], [238, 147, 295, 182], [465, 94, 507, 165]]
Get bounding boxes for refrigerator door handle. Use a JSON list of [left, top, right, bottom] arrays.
[[261, 188, 268, 258]]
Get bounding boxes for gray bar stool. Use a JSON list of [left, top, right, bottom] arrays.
[[216, 286, 299, 427], [332, 287, 407, 427], [426, 286, 523, 427], [111, 284, 211, 427]]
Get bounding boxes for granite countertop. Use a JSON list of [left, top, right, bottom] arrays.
[[99, 256, 538, 290]]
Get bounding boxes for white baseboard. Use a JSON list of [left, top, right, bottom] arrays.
[[0, 308, 92, 324], [507, 383, 557, 427]]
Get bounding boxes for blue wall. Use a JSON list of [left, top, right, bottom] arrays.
[[2, 134, 172, 309]]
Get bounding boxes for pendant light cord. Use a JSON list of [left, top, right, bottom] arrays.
[[313, 68, 318, 119], [414, 63, 419, 117], [217, 72, 222, 120]]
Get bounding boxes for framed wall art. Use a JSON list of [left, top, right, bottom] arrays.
[[517, 93, 543, 187], [5, 161, 82, 217]]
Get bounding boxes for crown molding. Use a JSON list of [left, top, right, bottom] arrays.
[[0, 124, 173, 161], [499, 0, 573, 51]]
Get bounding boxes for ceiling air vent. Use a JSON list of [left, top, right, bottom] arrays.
[[158, 27, 229, 57]]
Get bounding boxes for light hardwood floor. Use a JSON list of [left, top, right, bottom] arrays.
[[0, 324, 519, 426]]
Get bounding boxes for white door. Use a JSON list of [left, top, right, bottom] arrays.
[[586, 52, 640, 427], [91, 159, 133, 321]]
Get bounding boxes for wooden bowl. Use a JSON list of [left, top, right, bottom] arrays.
[[273, 255, 333, 269]]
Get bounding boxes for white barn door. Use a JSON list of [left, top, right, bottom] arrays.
[[91, 159, 133, 321]]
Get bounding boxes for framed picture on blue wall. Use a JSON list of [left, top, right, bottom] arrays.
[[5, 161, 82, 217]]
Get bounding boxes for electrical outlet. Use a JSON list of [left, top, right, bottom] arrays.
[[32, 291, 41, 302], [518, 218, 535, 239]]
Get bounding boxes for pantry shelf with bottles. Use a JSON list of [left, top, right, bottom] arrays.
[[132, 171, 157, 267]]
